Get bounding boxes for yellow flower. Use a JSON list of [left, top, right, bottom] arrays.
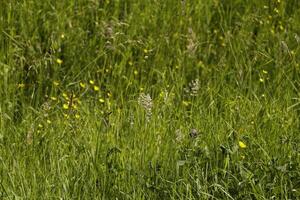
[[38, 124, 43, 128], [63, 113, 69, 119], [279, 25, 284, 31], [51, 96, 57, 101], [75, 114, 80, 119], [80, 82, 86, 88], [143, 49, 148, 54], [94, 85, 100, 91], [62, 93, 69, 100], [159, 91, 164, 98], [134, 70, 138, 75], [89, 80, 95, 85], [259, 78, 264, 83], [99, 98, 105, 103], [239, 141, 247, 149], [63, 103, 69, 110], [61, 34, 65, 39], [17, 83, 25, 88], [128, 61, 133, 66], [53, 81, 60, 86], [72, 104, 78, 109], [56, 58, 63, 64], [46, 120, 51, 124]]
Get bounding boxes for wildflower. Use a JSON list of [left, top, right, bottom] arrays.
[[128, 61, 133, 66], [46, 120, 51, 124], [107, 92, 112, 97], [291, 50, 295, 56], [262, 70, 268, 74], [62, 93, 69, 100], [17, 83, 25, 88], [53, 81, 60, 86], [75, 114, 80, 119], [134, 70, 138, 75], [143, 49, 148, 54], [99, 98, 105, 103], [63, 113, 69, 119], [93, 85, 100, 91], [41, 102, 51, 111], [239, 141, 247, 149], [63, 103, 69, 110], [190, 79, 200, 96], [184, 79, 200, 96], [159, 91, 164, 98], [279, 25, 284, 31], [187, 27, 197, 55], [50, 96, 57, 101], [80, 82, 86, 88], [56, 58, 63, 64], [259, 78, 264, 83], [38, 124, 43, 128], [138, 93, 153, 122], [72, 104, 78, 109], [61, 34, 65, 39], [89, 80, 95, 85]]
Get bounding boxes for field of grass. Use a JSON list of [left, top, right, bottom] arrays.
[[1, 0, 300, 199]]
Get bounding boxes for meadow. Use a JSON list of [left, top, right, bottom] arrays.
[[0, 0, 300, 199]]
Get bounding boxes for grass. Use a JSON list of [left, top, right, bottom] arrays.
[[0, 0, 300, 199]]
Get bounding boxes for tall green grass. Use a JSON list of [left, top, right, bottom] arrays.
[[1, 0, 300, 199]]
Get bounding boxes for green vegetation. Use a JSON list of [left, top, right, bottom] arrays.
[[1, 0, 300, 199]]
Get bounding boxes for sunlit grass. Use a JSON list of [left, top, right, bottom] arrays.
[[0, 0, 300, 199]]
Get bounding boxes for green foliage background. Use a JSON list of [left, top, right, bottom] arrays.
[[0, 0, 300, 199]]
